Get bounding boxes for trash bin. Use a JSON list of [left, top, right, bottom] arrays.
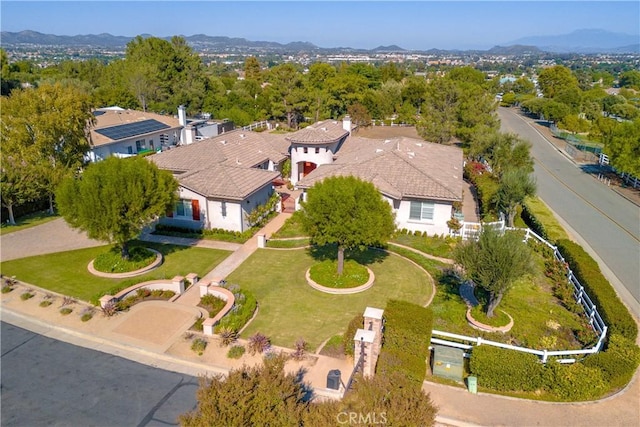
[[326, 369, 341, 390], [467, 376, 477, 394]]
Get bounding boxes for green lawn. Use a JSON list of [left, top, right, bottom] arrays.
[[390, 233, 457, 259], [0, 241, 231, 303], [226, 248, 432, 350], [270, 213, 307, 238], [0, 211, 60, 236]]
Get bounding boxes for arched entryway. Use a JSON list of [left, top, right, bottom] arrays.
[[297, 161, 317, 182]]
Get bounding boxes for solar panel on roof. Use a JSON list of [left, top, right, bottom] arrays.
[[95, 119, 171, 141]]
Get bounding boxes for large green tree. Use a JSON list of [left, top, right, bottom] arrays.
[[56, 157, 178, 259], [537, 65, 580, 99], [605, 118, 640, 177], [299, 175, 396, 275], [454, 228, 535, 317], [0, 81, 94, 214], [266, 63, 306, 128], [0, 143, 40, 224]]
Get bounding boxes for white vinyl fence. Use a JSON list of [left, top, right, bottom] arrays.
[[434, 225, 608, 364]]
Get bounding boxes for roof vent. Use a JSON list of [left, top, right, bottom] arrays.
[[384, 139, 391, 144], [220, 140, 227, 145], [407, 151, 415, 157], [376, 149, 383, 153], [321, 127, 327, 131], [415, 142, 423, 147], [240, 133, 246, 138]]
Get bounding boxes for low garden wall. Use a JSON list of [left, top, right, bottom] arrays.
[[88, 248, 163, 279], [99, 273, 199, 308], [199, 280, 236, 336]]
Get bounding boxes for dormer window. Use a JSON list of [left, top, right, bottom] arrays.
[[303, 147, 308, 154]]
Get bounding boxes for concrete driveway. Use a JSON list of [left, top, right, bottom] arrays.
[[0, 218, 104, 262]]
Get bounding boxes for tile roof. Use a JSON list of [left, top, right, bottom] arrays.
[[297, 136, 463, 202], [147, 129, 287, 199], [179, 166, 279, 200], [147, 129, 288, 172], [89, 109, 181, 147], [286, 120, 348, 145]]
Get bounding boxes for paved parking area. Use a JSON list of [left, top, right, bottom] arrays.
[[1, 322, 199, 427]]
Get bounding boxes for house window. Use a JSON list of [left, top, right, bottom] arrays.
[[409, 201, 434, 221], [315, 147, 320, 154], [176, 199, 193, 218], [221, 201, 227, 218], [303, 147, 308, 154], [127, 146, 133, 154], [135, 139, 146, 151]]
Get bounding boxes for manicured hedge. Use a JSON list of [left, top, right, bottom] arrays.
[[343, 313, 363, 357], [556, 239, 638, 341], [464, 163, 499, 219], [521, 199, 548, 239], [376, 300, 433, 386], [469, 345, 544, 392], [583, 333, 640, 390]]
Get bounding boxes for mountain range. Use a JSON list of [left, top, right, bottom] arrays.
[[1, 29, 638, 54]]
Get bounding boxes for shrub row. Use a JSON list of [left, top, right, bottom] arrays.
[[343, 314, 363, 357], [521, 199, 548, 240], [154, 224, 253, 243], [377, 300, 433, 387], [469, 345, 543, 392], [214, 288, 257, 333], [556, 239, 638, 341], [464, 162, 499, 219], [583, 334, 640, 390], [469, 345, 614, 401]]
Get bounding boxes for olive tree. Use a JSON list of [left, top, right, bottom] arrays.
[[454, 227, 535, 317]]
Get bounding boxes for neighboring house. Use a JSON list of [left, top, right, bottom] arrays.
[[87, 107, 182, 162], [295, 129, 463, 236], [148, 129, 288, 232], [178, 105, 235, 145]]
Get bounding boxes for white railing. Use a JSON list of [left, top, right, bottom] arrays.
[[435, 225, 608, 363], [241, 120, 270, 132]]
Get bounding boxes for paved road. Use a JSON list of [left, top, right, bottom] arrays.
[[1, 322, 199, 427], [498, 107, 640, 317]]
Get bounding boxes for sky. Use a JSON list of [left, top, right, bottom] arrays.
[[1, 1, 638, 51]]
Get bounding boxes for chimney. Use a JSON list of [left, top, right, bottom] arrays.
[[178, 105, 187, 127], [343, 115, 351, 134]]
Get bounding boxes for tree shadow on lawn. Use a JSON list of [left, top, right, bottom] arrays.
[[436, 268, 464, 302], [129, 239, 190, 256], [307, 244, 388, 265]]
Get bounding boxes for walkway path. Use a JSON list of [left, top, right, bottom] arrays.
[[172, 212, 292, 307]]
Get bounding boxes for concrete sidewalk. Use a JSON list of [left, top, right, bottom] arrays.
[[424, 376, 640, 427]]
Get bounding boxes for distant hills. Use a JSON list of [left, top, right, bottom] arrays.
[[1, 29, 638, 54], [507, 29, 639, 54]]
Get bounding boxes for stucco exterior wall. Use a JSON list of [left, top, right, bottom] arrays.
[[159, 183, 276, 233], [290, 142, 340, 185], [395, 199, 453, 236]]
